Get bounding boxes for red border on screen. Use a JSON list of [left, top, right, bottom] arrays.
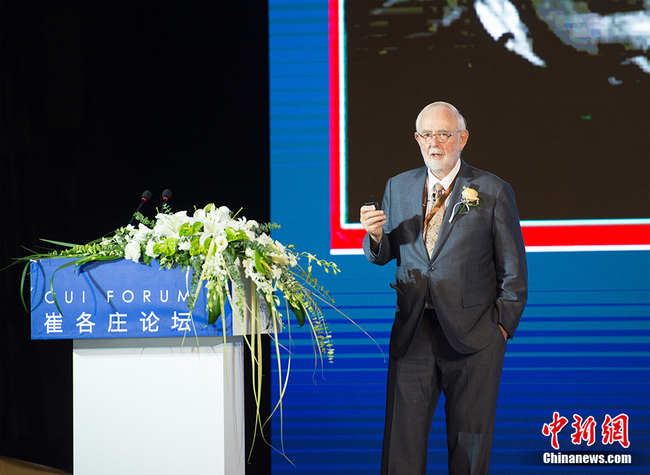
[[328, 0, 649, 253]]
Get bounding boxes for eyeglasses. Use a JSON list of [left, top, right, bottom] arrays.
[[416, 130, 464, 144]]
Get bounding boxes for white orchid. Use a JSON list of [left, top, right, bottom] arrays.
[[124, 241, 141, 263], [271, 253, 290, 267], [131, 223, 152, 243], [145, 240, 157, 258], [256, 233, 274, 246]]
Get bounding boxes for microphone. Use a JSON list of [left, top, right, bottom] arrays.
[[161, 189, 172, 212], [128, 190, 152, 226], [142, 190, 153, 202], [162, 189, 172, 204]]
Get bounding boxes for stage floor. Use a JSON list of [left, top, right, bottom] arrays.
[[0, 456, 70, 475]]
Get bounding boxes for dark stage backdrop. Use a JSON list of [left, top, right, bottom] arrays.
[[1, 1, 270, 473]]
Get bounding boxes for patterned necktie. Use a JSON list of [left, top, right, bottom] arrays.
[[424, 183, 445, 257]]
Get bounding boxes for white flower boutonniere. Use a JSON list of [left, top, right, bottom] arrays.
[[449, 186, 483, 223]]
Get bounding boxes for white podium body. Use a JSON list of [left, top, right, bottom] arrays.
[[72, 337, 245, 475]]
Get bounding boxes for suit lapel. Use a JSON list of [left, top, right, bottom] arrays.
[[410, 167, 428, 225], [407, 167, 428, 257], [429, 159, 473, 262]]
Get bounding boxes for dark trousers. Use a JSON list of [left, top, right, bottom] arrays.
[[381, 310, 507, 475]]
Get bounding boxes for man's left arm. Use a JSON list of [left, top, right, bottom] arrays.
[[492, 181, 528, 340]]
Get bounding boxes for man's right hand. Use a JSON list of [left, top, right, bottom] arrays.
[[360, 205, 386, 245]]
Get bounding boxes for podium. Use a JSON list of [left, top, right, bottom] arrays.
[[72, 337, 244, 475], [31, 258, 265, 475]]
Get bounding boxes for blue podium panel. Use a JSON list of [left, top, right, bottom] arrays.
[[30, 258, 233, 339]]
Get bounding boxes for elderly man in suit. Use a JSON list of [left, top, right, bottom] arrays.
[[360, 101, 527, 474]]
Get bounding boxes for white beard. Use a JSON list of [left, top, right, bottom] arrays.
[[424, 151, 453, 174]]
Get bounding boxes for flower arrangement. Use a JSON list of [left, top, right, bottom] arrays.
[[19, 203, 349, 459], [449, 186, 482, 223], [28, 203, 337, 357]]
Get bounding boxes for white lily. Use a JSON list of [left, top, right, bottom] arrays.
[[153, 210, 189, 238]]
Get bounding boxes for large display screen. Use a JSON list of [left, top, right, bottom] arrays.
[[328, 0, 650, 252]]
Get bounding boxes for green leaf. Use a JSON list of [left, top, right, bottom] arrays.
[[40, 238, 83, 248], [207, 288, 221, 325], [225, 228, 246, 242], [49, 257, 99, 315], [179, 222, 202, 237], [288, 300, 306, 328], [254, 249, 269, 276], [188, 235, 212, 256], [19, 262, 30, 313], [153, 238, 178, 256], [263, 294, 275, 316]]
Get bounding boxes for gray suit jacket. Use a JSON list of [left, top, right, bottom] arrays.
[[364, 160, 528, 357]]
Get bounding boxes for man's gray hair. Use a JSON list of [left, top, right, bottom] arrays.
[[415, 101, 467, 132]]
